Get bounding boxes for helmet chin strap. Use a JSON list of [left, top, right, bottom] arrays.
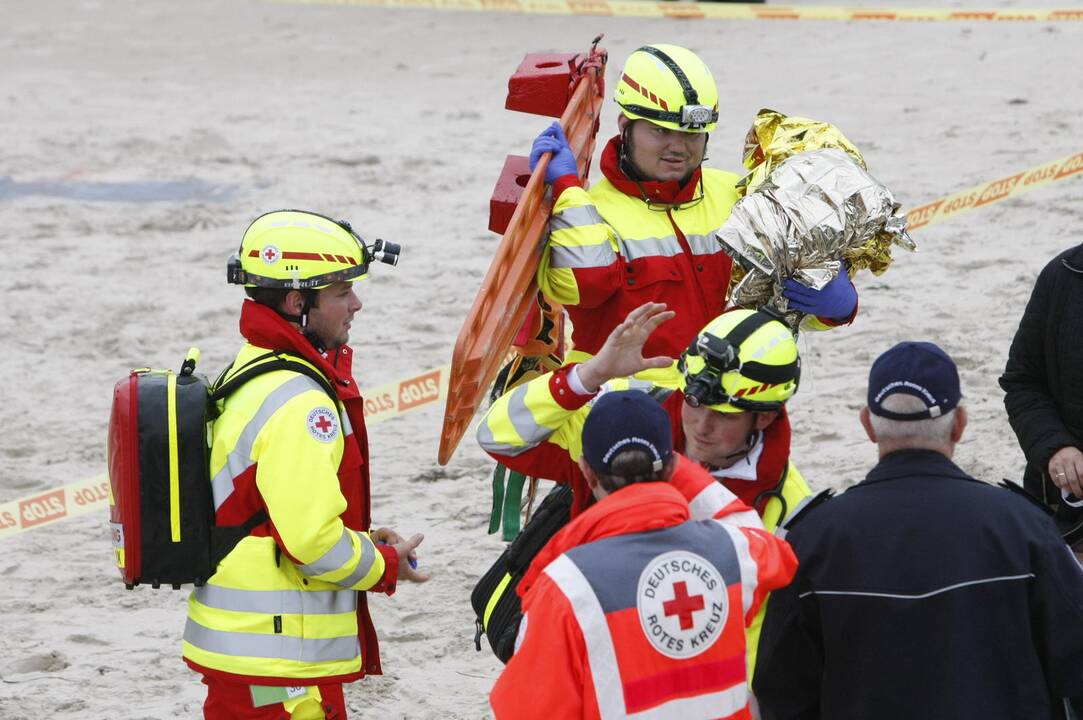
[[279, 290, 326, 352], [702, 429, 759, 472]]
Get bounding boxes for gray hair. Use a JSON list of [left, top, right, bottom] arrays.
[[868, 393, 957, 448]]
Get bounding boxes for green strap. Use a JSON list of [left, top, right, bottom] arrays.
[[501, 470, 528, 541], [488, 464, 507, 535]]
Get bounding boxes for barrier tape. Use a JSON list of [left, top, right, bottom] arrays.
[[0, 365, 452, 540], [289, 0, 1083, 22], [905, 150, 1083, 230], [5, 150, 1082, 541]]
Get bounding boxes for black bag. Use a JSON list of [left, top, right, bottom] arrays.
[[471, 483, 573, 662], [108, 349, 335, 589]]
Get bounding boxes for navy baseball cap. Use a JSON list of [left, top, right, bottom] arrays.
[[582, 390, 673, 474], [867, 341, 961, 421]]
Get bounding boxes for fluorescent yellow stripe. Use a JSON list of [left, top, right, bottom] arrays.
[[483, 572, 513, 628], [167, 373, 181, 542]]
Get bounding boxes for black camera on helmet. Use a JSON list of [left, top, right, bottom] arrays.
[[680, 333, 741, 408]]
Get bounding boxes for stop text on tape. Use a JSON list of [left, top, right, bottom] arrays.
[[288, 0, 1083, 22], [0, 365, 452, 540], [906, 150, 1083, 230]]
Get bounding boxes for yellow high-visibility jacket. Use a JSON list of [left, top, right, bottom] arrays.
[[537, 136, 843, 374], [183, 341, 394, 685]]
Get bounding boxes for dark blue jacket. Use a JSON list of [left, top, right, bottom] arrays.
[[753, 449, 1083, 720], [1000, 243, 1083, 504]]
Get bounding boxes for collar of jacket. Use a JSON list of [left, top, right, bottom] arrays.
[[665, 392, 793, 510], [1061, 243, 1083, 275], [600, 134, 705, 206], [859, 448, 976, 487], [518, 480, 690, 599], [238, 299, 359, 400]]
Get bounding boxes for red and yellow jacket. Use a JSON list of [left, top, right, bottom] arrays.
[[477, 363, 809, 529], [183, 300, 397, 685], [538, 135, 850, 369], [490, 481, 798, 719]]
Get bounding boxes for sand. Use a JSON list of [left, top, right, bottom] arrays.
[[1, 0, 1081, 716]]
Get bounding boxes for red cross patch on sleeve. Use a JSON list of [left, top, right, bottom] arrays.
[[306, 407, 340, 443]]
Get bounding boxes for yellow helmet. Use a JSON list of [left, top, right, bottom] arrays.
[[614, 44, 719, 133], [677, 309, 800, 413], [226, 209, 400, 290]]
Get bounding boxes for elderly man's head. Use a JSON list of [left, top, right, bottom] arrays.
[[860, 341, 968, 457]]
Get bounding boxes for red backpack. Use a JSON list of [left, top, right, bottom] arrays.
[[107, 348, 333, 589]]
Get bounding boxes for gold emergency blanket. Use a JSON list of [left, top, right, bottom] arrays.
[[718, 109, 916, 327]]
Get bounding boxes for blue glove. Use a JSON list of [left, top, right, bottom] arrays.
[[783, 272, 857, 320], [529, 122, 578, 184]]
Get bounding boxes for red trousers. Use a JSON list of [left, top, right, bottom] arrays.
[[201, 676, 347, 720]]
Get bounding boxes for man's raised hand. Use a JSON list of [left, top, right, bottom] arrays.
[[577, 303, 676, 392]]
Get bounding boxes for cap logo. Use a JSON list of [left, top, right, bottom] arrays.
[[601, 436, 662, 467], [261, 245, 281, 265], [873, 379, 936, 406], [637, 550, 728, 659]]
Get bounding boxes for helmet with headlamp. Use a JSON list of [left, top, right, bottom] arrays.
[[614, 44, 719, 133], [677, 309, 800, 413], [226, 209, 401, 291]]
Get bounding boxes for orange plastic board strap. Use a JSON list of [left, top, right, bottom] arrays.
[[438, 42, 606, 465]]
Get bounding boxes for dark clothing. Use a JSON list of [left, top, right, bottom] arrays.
[[1000, 243, 1083, 503], [753, 449, 1083, 720]]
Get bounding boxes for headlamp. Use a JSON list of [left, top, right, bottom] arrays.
[[680, 104, 718, 131]]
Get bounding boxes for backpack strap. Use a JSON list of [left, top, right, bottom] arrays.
[[205, 350, 338, 576], [211, 350, 337, 403]]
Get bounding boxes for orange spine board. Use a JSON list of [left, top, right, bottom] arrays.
[[438, 44, 606, 465]]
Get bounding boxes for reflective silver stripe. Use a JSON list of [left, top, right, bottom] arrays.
[[298, 528, 354, 577], [211, 374, 327, 510], [545, 554, 625, 720], [799, 573, 1037, 601], [193, 585, 356, 615], [685, 233, 721, 256], [550, 205, 606, 232], [476, 418, 533, 458], [550, 243, 617, 269], [331, 531, 378, 588], [184, 618, 360, 663], [717, 523, 757, 624], [507, 384, 555, 447], [623, 235, 684, 261], [340, 402, 353, 436]]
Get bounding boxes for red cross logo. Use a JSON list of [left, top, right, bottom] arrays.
[[306, 407, 339, 442], [261, 245, 280, 264], [663, 581, 705, 630]]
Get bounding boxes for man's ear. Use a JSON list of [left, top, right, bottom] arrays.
[[617, 114, 629, 133], [282, 289, 305, 316], [577, 457, 599, 493], [950, 405, 968, 444], [859, 406, 877, 444], [754, 410, 780, 431]]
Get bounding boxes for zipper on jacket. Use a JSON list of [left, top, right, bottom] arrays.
[[667, 208, 711, 320]]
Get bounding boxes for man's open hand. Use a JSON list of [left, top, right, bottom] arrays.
[[577, 302, 676, 392]]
